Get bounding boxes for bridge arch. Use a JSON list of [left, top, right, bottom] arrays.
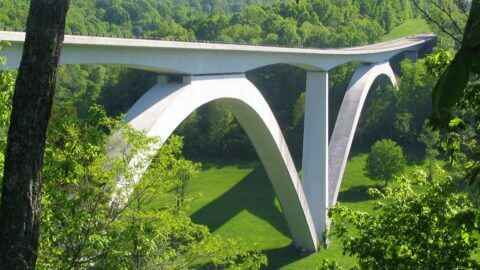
[[328, 62, 397, 206], [117, 74, 319, 251]]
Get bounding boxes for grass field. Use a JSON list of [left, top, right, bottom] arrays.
[[382, 19, 431, 41], [178, 154, 428, 269]]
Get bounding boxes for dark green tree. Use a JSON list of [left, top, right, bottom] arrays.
[[365, 139, 406, 186], [418, 120, 440, 180]]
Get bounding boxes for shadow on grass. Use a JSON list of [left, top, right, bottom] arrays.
[[200, 159, 257, 170], [262, 245, 301, 269], [404, 146, 426, 166], [190, 166, 291, 237], [338, 184, 380, 203], [185, 155, 259, 170]]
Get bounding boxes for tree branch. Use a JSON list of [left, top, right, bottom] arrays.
[[412, 0, 462, 43], [430, 0, 464, 35]]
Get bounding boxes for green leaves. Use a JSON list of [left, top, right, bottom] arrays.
[[329, 167, 480, 269], [34, 105, 267, 269], [424, 49, 453, 77], [432, 48, 471, 125], [364, 139, 406, 186], [431, 0, 480, 126], [464, 1, 480, 48], [465, 20, 480, 48]]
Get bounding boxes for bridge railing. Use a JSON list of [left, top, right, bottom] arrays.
[[1, 25, 315, 49], [1, 25, 425, 51], [1, 25, 432, 54]]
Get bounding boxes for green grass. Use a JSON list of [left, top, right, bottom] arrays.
[[165, 154, 430, 269], [149, 152, 446, 269], [382, 19, 431, 41]]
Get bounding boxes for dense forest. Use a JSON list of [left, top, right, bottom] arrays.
[[2, 0, 415, 44], [1, 0, 430, 160]]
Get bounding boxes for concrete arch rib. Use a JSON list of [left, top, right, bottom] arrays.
[[328, 62, 397, 207], [123, 74, 319, 251]]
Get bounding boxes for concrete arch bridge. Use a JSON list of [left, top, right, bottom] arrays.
[[0, 31, 434, 252]]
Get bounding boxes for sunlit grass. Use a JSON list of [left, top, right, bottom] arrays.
[[382, 19, 431, 41], [177, 154, 436, 269]]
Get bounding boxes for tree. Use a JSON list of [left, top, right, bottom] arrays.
[[104, 5, 130, 25], [420, 0, 480, 126], [394, 58, 437, 144], [35, 114, 266, 269], [170, 158, 200, 211], [418, 120, 440, 180], [330, 167, 480, 269], [416, 1, 480, 186], [365, 139, 406, 186], [0, 0, 71, 268]]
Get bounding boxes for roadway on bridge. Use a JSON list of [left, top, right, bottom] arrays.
[[0, 31, 434, 55]]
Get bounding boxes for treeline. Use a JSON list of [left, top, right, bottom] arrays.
[[2, 0, 416, 46], [1, 0, 429, 159]]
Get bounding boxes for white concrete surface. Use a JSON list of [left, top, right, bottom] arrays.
[[301, 72, 329, 245], [0, 31, 434, 73], [328, 62, 397, 206], [113, 74, 319, 251]]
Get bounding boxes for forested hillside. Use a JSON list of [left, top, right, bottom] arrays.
[[2, 0, 417, 46], [0, 0, 429, 159]]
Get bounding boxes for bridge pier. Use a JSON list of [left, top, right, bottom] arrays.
[[302, 71, 329, 246], [299, 63, 399, 246]]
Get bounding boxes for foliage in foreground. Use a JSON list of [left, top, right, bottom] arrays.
[[424, 48, 480, 197], [35, 106, 266, 269], [431, 0, 480, 126], [329, 167, 480, 269], [0, 45, 14, 184]]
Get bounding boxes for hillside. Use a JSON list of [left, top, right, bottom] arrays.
[[382, 18, 431, 41]]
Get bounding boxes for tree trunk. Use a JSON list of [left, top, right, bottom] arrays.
[[0, 0, 70, 268]]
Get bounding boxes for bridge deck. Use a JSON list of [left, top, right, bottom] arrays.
[[0, 31, 434, 75], [1, 31, 433, 54]]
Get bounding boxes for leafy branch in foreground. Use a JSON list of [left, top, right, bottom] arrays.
[[329, 167, 480, 269], [0, 48, 14, 184], [428, 0, 480, 125], [36, 104, 266, 269]]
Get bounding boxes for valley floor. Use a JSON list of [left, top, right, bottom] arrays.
[[177, 153, 430, 269]]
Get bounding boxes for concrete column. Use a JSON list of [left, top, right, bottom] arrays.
[[302, 71, 329, 245]]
